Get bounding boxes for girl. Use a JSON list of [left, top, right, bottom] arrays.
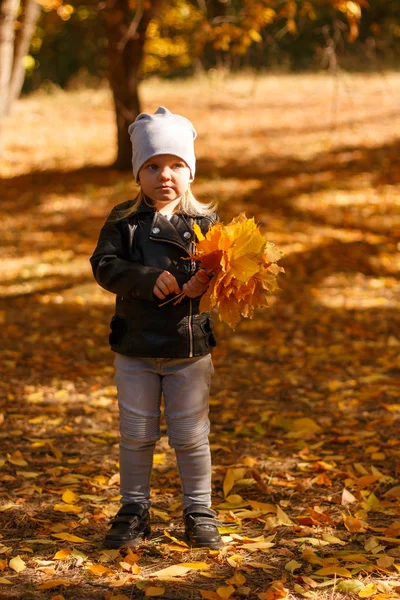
[[90, 106, 222, 550]]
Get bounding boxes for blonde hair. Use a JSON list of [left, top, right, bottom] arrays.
[[116, 186, 217, 220]]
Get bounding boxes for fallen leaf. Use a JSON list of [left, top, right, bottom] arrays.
[[247, 562, 278, 571], [216, 584, 235, 598], [36, 580, 71, 590], [144, 586, 165, 597], [7, 450, 28, 467], [37, 566, 56, 575], [239, 541, 275, 552], [359, 583, 378, 597], [16, 471, 40, 478], [226, 554, 243, 568], [343, 515, 368, 533], [223, 470, 236, 498], [295, 537, 330, 547], [285, 559, 302, 573], [384, 522, 400, 537], [0, 577, 13, 585], [314, 566, 352, 577], [150, 565, 192, 578], [376, 555, 395, 569], [276, 506, 294, 526], [216, 494, 248, 509], [290, 417, 322, 435], [51, 532, 89, 543], [9, 556, 26, 573], [176, 561, 210, 570], [223, 468, 247, 497], [365, 537, 386, 553], [226, 571, 246, 586], [261, 579, 288, 599], [321, 533, 347, 546], [88, 564, 115, 576], [121, 552, 140, 565], [342, 488, 357, 505], [335, 580, 365, 593], [0, 503, 18, 512], [384, 486, 400, 498], [53, 503, 82, 514], [53, 549, 72, 560], [248, 501, 276, 513], [62, 489, 80, 504], [163, 531, 189, 547]]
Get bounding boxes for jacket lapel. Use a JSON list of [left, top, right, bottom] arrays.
[[150, 213, 193, 252]]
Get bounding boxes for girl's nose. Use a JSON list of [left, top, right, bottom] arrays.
[[159, 167, 171, 181]]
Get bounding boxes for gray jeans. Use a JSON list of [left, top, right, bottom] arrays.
[[114, 353, 214, 510]]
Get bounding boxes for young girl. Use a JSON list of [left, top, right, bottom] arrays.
[[90, 106, 222, 550]]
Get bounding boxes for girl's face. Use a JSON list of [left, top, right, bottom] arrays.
[[138, 154, 192, 211]]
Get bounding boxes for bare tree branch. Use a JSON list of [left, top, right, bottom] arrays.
[[117, 0, 144, 51]]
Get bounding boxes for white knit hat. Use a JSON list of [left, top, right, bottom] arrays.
[[128, 106, 197, 182]]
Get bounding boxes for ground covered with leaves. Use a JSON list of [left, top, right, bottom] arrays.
[[0, 73, 400, 600]]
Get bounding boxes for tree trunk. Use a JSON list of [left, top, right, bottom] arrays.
[[0, 0, 20, 149], [102, 0, 164, 170], [7, 0, 41, 113]]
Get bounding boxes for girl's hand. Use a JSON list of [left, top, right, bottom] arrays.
[[182, 269, 213, 298], [154, 271, 181, 300]]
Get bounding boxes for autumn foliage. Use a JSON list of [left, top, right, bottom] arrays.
[[192, 214, 284, 329]]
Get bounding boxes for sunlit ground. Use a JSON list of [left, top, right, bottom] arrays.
[[1, 72, 400, 599], [1, 72, 399, 310]]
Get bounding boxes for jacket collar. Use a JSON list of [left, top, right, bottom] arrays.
[[150, 212, 194, 252], [136, 199, 194, 251]]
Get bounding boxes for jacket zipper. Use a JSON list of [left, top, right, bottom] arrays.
[[151, 220, 195, 357], [188, 233, 196, 358], [188, 299, 193, 357]]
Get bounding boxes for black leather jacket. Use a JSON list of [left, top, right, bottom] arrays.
[[90, 200, 218, 358]]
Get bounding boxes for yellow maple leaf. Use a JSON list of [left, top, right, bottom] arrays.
[[193, 213, 283, 329]]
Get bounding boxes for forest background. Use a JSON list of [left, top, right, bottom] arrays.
[[1, 1, 400, 600]]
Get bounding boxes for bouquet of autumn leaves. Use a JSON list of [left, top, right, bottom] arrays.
[[191, 213, 284, 329]]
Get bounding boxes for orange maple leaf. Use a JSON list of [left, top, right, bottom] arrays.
[[192, 213, 284, 329]]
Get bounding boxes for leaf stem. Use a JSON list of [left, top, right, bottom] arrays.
[[158, 291, 186, 307]]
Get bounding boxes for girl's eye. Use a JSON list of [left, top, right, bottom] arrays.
[[147, 164, 158, 171], [173, 163, 184, 170]]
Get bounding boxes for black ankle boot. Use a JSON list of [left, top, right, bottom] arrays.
[[184, 504, 223, 549], [104, 503, 150, 548]]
